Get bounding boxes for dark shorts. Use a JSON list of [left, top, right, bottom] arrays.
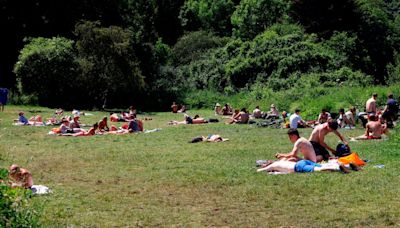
[[310, 141, 330, 161]]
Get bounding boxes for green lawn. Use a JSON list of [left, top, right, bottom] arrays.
[[1, 105, 400, 226]]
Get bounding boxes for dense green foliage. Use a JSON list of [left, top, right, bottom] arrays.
[[2, 0, 400, 110], [0, 168, 39, 227]]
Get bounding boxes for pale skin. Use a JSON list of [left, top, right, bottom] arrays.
[[9, 166, 33, 189], [276, 136, 317, 162], [366, 96, 377, 113], [309, 123, 348, 155], [354, 120, 387, 140], [256, 160, 341, 173]]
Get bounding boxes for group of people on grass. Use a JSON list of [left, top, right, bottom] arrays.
[[258, 125, 360, 174]]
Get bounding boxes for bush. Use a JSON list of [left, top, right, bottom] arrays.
[[13, 37, 79, 108], [0, 169, 39, 227]]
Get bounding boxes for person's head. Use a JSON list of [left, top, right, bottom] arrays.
[[18, 112, 24, 116], [339, 108, 345, 114], [73, 115, 80, 121], [234, 109, 240, 114], [349, 106, 356, 113], [327, 120, 339, 130], [321, 109, 327, 114], [287, 128, 300, 143], [271, 104, 276, 109], [9, 164, 20, 174], [388, 93, 394, 99], [61, 118, 69, 125], [172, 102, 176, 105], [295, 109, 301, 114], [368, 113, 377, 121], [93, 123, 99, 129], [215, 103, 221, 107], [130, 113, 136, 119], [282, 111, 287, 117], [194, 114, 200, 119], [241, 108, 247, 113], [372, 93, 378, 99], [255, 105, 259, 109], [102, 116, 107, 121]]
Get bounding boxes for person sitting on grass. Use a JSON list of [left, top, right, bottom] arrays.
[[178, 105, 187, 113], [70, 115, 81, 129], [222, 103, 233, 115], [275, 129, 317, 162], [309, 120, 349, 161], [289, 109, 307, 129], [264, 104, 279, 119], [8, 164, 33, 189], [190, 134, 229, 143], [16, 112, 29, 125], [256, 159, 355, 174], [98, 116, 110, 132], [214, 103, 223, 115], [227, 109, 241, 124], [128, 114, 144, 132], [252, 106, 263, 118], [345, 107, 356, 127], [351, 114, 388, 140], [337, 108, 352, 129], [317, 109, 331, 124], [171, 102, 178, 113]]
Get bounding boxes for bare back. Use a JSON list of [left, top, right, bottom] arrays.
[[309, 123, 329, 143], [366, 98, 376, 113], [294, 137, 317, 162], [366, 121, 383, 137]]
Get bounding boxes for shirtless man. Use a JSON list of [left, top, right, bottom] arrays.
[[257, 159, 348, 174], [171, 102, 178, 113], [366, 93, 378, 114], [8, 164, 33, 189], [309, 120, 349, 161], [353, 114, 387, 140], [190, 134, 229, 143], [276, 128, 317, 162]]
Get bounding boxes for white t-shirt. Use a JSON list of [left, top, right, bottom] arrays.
[[289, 113, 302, 129]]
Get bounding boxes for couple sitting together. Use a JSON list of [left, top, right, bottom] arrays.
[[258, 121, 359, 174]]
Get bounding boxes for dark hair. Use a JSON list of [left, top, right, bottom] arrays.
[[372, 93, 378, 97], [295, 109, 301, 113], [287, 128, 300, 137], [322, 109, 327, 112], [190, 136, 204, 143], [388, 93, 394, 99], [241, 108, 247, 112], [93, 123, 99, 128], [328, 120, 338, 130], [194, 114, 200, 119], [255, 106, 259, 109], [339, 108, 345, 114]]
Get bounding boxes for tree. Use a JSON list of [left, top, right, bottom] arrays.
[[179, 0, 236, 36], [13, 37, 79, 108], [75, 21, 144, 108], [231, 0, 288, 39]]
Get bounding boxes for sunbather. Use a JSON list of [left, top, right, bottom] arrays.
[[309, 120, 349, 161], [98, 116, 109, 132], [275, 128, 317, 162], [8, 164, 33, 189], [66, 123, 98, 136], [256, 159, 349, 174], [190, 134, 229, 143], [352, 114, 388, 140]]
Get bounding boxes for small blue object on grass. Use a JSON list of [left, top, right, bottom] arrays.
[[373, 164, 385, 168]]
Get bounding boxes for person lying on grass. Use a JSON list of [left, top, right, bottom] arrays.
[[8, 164, 33, 189], [61, 123, 99, 136], [309, 120, 349, 162], [256, 159, 358, 174], [14, 112, 44, 126], [351, 114, 388, 140], [275, 129, 317, 162], [169, 114, 208, 125], [190, 134, 229, 143]]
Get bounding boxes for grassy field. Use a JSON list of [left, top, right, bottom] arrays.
[[1, 105, 400, 227]]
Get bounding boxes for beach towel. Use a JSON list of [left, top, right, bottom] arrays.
[[31, 185, 52, 195]]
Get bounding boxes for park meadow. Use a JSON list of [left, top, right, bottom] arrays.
[[1, 105, 400, 227]]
